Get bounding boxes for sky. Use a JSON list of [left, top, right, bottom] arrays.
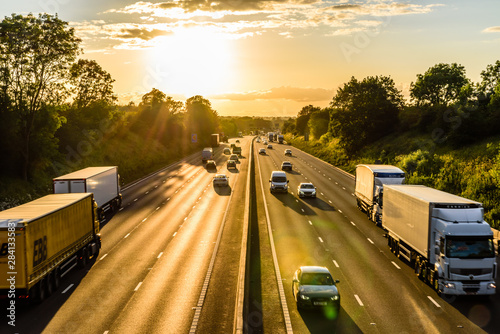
[[1, 0, 499, 117]]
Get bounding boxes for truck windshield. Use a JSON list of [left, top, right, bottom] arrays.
[[446, 236, 495, 259]]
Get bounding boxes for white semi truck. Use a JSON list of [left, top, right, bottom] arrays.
[[355, 164, 405, 225], [202, 147, 213, 163], [384, 185, 497, 296], [53, 166, 122, 219]]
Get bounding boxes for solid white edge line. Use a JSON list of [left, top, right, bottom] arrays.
[[99, 254, 108, 261]]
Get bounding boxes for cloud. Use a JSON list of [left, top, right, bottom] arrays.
[[483, 26, 500, 33], [117, 27, 172, 40], [211, 86, 335, 102]]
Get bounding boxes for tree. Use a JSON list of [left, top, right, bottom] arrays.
[[410, 63, 470, 108], [0, 13, 81, 180], [330, 76, 403, 152], [478, 60, 500, 99], [308, 108, 330, 139], [185, 95, 219, 147], [70, 59, 116, 109], [296, 105, 320, 135]]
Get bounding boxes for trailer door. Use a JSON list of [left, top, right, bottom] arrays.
[[70, 180, 86, 193]]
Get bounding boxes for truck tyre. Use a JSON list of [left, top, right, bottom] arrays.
[[53, 268, 61, 289], [38, 279, 47, 302], [46, 272, 54, 296], [78, 247, 88, 268]]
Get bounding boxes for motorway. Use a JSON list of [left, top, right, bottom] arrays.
[[1, 135, 499, 333]]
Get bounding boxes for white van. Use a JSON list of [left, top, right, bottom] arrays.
[[269, 171, 289, 193]]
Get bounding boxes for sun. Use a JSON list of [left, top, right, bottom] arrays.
[[148, 28, 234, 98]]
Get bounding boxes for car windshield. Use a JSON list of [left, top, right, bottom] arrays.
[[301, 273, 334, 285], [215, 175, 225, 179], [446, 236, 495, 258], [272, 176, 287, 182], [301, 184, 314, 189]]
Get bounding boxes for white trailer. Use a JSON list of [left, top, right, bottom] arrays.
[[384, 185, 497, 296], [355, 164, 405, 225], [53, 166, 122, 219]]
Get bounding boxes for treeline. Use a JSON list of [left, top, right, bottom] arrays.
[[0, 13, 275, 208], [282, 62, 500, 228]]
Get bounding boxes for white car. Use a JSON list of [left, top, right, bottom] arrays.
[[213, 174, 229, 187], [298, 183, 316, 198], [230, 154, 239, 162], [259, 148, 266, 155]]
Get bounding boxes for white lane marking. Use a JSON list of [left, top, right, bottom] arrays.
[[329, 200, 332, 204], [62, 284, 74, 294], [351, 221, 356, 226], [157, 252, 163, 259], [332, 260, 339, 268], [145, 191, 149, 194], [173, 232, 177, 237], [134, 282, 142, 291], [184, 217, 188, 221], [318, 237, 324, 243], [367, 238, 374, 244], [134, 198, 138, 202], [321, 192, 324, 196], [342, 187, 346, 190], [428, 296, 441, 308], [355, 294, 364, 306], [103, 331, 109, 334], [156, 207, 160, 211], [338, 209, 342, 214], [99, 254, 108, 261], [142, 218, 147, 222], [167, 197, 171, 201], [119, 208, 124, 211], [391, 261, 401, 269], [308, 220, 313, 225], [301, 209, 305, 213]]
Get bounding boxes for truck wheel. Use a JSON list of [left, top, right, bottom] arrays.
[[78, 248, 88, 268], [38, 279, 47, 302], [46, 273, 54, 296], [53, 268, 61, 289]]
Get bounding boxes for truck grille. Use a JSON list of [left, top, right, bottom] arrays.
[[450, 268, 492, 275]]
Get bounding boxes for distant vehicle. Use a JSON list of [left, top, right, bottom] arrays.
[[227, 160, 237, 169], [0, 193, 101, 302], [230, 154, 239, 162], [223, 148, 231, 155], [281, 161, 292, 171], [53, 166, 122, 219], [206, 160, 216, 170], [211, 133, 219, 147], [269, 171, 288, 193], [267, 144, 273, 149], [213, 174, 229, 187], [202, 147, 213, 163], [256, 138, 260, 143], [284, 149, 292, 156], [263, 140, 268, 145], [384, 185, 497, 296], [292, 266, 340, 311], [278, 134, 284, 144], [259, 148, 266, 155], [236, 139, 240, 143], [298, 183, 316, 198], [355, 164, 405, 225], [268, 132, 274, 142], [232, 146, 242, 156], [238, 131, 243, 137]]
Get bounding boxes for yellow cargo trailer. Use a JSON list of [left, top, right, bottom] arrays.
[[0, 193, 101, 302]]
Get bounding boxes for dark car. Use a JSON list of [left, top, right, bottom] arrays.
[[281, 161, 292, 171], [227, 160, 237, 169], [206, 160, 216, 170], [292, 266, 340, 312], [284, 149, 292, 156]]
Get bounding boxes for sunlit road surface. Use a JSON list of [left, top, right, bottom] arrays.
[[252, 138, 498, 334], [0, 137, 249, 334]]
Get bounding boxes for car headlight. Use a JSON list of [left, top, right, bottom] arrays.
[[488, 283, 496, 289], [300, 294, 310, 300], [299, 190, 304, 195], [331, 295, 339, 301], [444, 283, 455, 289], [311, 190, 316, 195]]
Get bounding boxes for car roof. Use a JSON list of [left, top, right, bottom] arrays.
[[299, 182, 314, 186], [282, 161, 291, 164], [271, 171, 286, 177], [300, 266, 331, 274], [214, 174, 226, 178]]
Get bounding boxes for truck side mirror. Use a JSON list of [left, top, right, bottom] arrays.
[[287, 180, 289, 183]]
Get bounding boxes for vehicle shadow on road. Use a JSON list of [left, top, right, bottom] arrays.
[[299, 307, 362, 333], [301, 197, 336, 212], [214, 186, 232, 196]]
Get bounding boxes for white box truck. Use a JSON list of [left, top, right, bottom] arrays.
[[355, 164, 405, 225], [384, 185, 497, 296], [53, 166, 122, 219], [202, 147, 213, 163]]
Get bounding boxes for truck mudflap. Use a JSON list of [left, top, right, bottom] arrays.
[[441, 280, 496, 295]]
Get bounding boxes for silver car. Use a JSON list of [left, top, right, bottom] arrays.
[[213, 174, 229, 187], [298, 183, 316, 198], [292, 266, 340, 311]]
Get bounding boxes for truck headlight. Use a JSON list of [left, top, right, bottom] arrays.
[[331, 295, 339, 301], [444, 283, 456, 289], [487, 283, 496, 289], [300, 294, 310, 300]]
